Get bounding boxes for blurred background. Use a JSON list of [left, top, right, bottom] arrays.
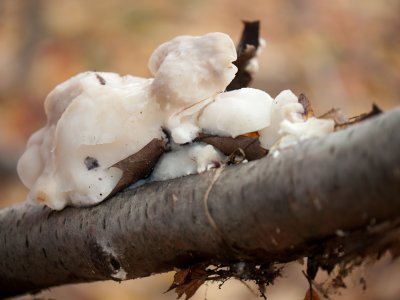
[[1, 0, 399, 299]]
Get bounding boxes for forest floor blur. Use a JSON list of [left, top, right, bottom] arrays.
[[1, 1, 399, 299]]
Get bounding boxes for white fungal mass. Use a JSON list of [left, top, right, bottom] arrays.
[[17, 32, 334, 210]]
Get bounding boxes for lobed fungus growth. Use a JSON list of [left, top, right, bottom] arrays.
[[17, 30, 334, 210]]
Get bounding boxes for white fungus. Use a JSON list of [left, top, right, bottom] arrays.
[[18, 72, 162, 210], [149, 32, 238, 106], [258, 90, 302, 149], [258, 90, 334, 149], [17, 31, 334, 210], [198, 88, 273, 137], [244, 38, 266, 76], [17, 32, 269, 210], [151, 143, 225, 181]]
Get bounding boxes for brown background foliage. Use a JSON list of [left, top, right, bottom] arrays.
[[0, 1, 399, 299]]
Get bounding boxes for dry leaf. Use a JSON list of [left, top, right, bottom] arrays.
[[319, 108, 348, 126], [320, 104, 382, 130], [303, 287, 321, 300], [175, 278, 206, 300], [173, 268, 192, 286], [107, 138, 166, 198], [168, 266, 208, 300], [196, 133, 268, 161], [243, 131, 260, 138], [298, 93, 315, 119], [346, 103, 382, 123]]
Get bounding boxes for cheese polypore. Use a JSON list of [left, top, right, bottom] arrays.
[[258, 90, 334, 149], [17, 33, 269, 210], [17, 32, 333, 210]]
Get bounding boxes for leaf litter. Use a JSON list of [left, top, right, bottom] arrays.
[[166, 263, 283, 300]]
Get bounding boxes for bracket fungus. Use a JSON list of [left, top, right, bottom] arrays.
[[17, 30, 334, 210]]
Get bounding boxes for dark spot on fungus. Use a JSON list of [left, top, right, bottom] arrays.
[[96, 73, 106, 85], [85, 156, 100, 170]]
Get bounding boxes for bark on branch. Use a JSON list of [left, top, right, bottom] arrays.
[[1, 108, 400, 298]]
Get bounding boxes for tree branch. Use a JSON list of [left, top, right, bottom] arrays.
[[1, 108, 400, 298]]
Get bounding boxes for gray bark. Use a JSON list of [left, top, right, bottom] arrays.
[[1, 108, 400, 298]]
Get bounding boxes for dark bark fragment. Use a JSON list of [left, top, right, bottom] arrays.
[[227, 21, 260, 91], [195, 133, 268, 161]]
